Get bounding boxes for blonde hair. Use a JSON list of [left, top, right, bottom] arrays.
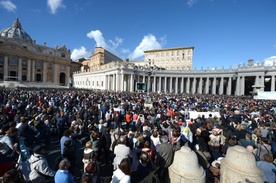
[[85, 141, 92, 148]]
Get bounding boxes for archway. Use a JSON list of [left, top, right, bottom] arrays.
[[59, 72, 66, 85]]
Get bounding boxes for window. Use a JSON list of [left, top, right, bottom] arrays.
[[177, 51, 180, 56], [49, 52, 53, 56], [22, 60, 27, 66], [60, 65, 65, 71], [171, 51, 174, 56], [9, 57, 17, 65], [61, 53, 66, 58], [0, 56, 4, 63], [35, 61, 42, 68]]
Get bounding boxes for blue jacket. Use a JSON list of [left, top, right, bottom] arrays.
[[54, 170, 75, 183]]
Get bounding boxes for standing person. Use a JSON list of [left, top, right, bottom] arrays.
[[114, 111, 123, 129], [256, 153, 276, 183], [90, 131, 101, 163], [29, 145, 56, 183], [125, 111, 132, 131], [82, 141, 94, 173], [111, 158, 131, 183], [63, 140, 76, 175], [155, 135, 181, 183], [113, 136, 131, 170], [54, 158, 75, 183], [60, 129, 71, 156], [57, 112, 69, 140]]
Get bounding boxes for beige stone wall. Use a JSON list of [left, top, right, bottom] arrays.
[[144, 47, 194, 70]]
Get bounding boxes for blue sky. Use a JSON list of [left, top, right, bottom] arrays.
[[0, 0, 275, 69]]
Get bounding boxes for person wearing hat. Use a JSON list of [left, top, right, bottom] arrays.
[[29, 145, 56, 183]]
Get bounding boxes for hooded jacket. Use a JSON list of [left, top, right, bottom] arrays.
[[29, 153, 56, 183]]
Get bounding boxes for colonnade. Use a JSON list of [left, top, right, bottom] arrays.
[[74, 68, 276, 96]]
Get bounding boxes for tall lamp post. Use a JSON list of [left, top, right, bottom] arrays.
[[142, 65, 158, 104]]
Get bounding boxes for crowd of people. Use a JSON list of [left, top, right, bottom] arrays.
[[0, 88, 276, 183]]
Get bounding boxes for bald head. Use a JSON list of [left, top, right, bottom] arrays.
[[246, 145, 254, 153]]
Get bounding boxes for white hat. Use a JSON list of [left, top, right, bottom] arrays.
[[211, 157, 224, 168]]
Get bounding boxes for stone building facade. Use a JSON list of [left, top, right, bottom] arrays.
[[79, 47, 123, 71], [144, 47, 194, 70], [73, 48, 276, 96], [0, 18, 81, 85]]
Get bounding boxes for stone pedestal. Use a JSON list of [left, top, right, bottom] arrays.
[[168, 146, 205, 183], [220, 145, 262, 183]]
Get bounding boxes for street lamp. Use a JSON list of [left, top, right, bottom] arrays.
[[142, 64, 158, 104]]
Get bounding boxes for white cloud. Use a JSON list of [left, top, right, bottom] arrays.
[[264, 56, 276, 66], [47, 0, 65, 14], [70, 46, 92, 61], [121, 48, 130, 54], [74, 31, 164, 61], [109, 37, 123, 50], [0, 0, 16, 12], [187, 0, 198, 7], [87, 30, 123, 53], [87, 30, 108, 49], [128, 34, 163, 60]]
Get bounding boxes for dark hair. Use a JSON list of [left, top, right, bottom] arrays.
[[2, 169, 20, 183], [63, 129, 71, 137], [81, 174, 93, 183], [64, 139, 72, 147], [140, 152, 149, 164], [118, 158, 131, 175], [59, 158, 70, 170]]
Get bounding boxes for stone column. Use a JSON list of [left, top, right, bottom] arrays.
[[227, 77, 232, 95], [175, 77, 178, 94], [240, 76, 245, 95], [54, 63, 59, 84], [164, 77, 167, 93], [121, 73, 124, 91], [43, 61, 47, 83], [205, 77, 209, 94], [169, 77, 173, 93], [220, 146, 262, 183], [260, 75, 265, 91], [116, 71, 120, 91], [106, 75, 110, 90], [153, 76, 156, 92], [158, 76, 162, 92], [66, 65, 70, 85], [27, 59, 31, 81], [169, 146, 205, 183], [130, 74, 134, 92], [113, 74, 116, 91], [143, 75, 145, 83], [4, 56, 8, 80], [212, 77, 216, 94], [32, 60, 36, 82], [18, 58, 22, 81], [271, 75, 275, 92], [186, 77, 190, 94], [181, 77, 184, 93], [198, 77, 203, 94], [219, 77, 224, 95], [192, 77, 196, 94], [235, 76, 240, 95]]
